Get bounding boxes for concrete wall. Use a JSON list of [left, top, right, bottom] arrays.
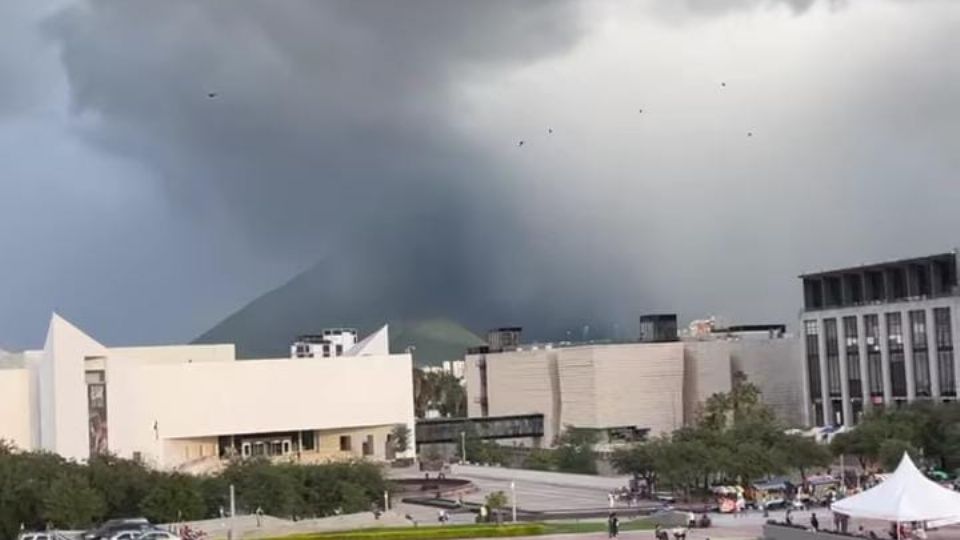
[[106, 353, 415, 468], [108, 344, 236, 365], [733, 338, 804, 427], [468, 342, 686, 445], [484, 350, 560, 442], [682, 341, 733, 424], [41, 314, 108, 461], [592, 343, 685, 436], [0, 368, 32, 449]]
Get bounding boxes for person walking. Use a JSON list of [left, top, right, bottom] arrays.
[[607, 513, 620, 538], [810, 513, 819, 532]]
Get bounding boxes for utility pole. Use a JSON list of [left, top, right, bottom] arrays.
[[510, 481, 517, 523], [228, 484, 236, 540], [460, 431, 467, 463], [384, 490, 390, 511]]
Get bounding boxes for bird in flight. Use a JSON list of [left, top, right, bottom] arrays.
[[638, 108, 643, 114], [518, 140, 525, 147], [747, 132, 753, 137], [548, 128, 553, 134], [207, 92, 218, 98], [721, 82, 727, 87]]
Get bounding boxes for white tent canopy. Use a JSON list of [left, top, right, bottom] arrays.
[[832, 454, 960, 527]]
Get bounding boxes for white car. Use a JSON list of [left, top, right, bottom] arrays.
[[18, 533, 71, 540], [106, 532, 140, 540], [137, 532, 180, 540]]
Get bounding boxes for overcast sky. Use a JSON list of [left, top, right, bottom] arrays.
[[1, 0, 958, 349]]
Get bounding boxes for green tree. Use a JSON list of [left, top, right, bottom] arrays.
[[522, 449, 555, 471], [87, 454, 154, 519], [485, 491, 508, 524], [390, 424, 411, 456], [553, 427, 598, 474], [140, 474, 206, 523], [878, 439, 918, 471], [611, 439, 664, 492], [42, 474, 106, 529], [777, 434, 831, 483]]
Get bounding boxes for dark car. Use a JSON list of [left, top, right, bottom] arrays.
[[83, 518, 153, 540]]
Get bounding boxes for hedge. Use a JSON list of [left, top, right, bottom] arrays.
[[276, 524, 546, 540]]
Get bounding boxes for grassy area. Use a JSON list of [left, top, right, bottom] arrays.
[[273, 523, 545, 540], [270, 517, 656, 540]]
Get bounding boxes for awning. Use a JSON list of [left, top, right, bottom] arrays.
[[831, 454, 960, 526]]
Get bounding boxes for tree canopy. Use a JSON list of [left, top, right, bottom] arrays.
[[830, 402, 960, 471], [0, 446, 388, 539], [612, 377, 831, 498]]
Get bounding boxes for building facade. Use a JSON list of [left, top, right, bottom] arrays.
[[0, 315, 415, 471], [799, 252, 960, 427], [464, 326, 803, 446]]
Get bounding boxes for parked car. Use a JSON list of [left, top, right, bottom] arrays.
[[18, 532, 72, 540], [106, 532, 142, 540], [83, 519, 153, 540], [138, 531, 180, 540]]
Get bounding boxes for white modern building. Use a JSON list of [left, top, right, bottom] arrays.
[[291, 328, 358, 358], [0, 315, 415, 471], [800, 252, 960, 427]]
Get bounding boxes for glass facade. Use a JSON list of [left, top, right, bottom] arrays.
[[805, 320, 823, 425], [843, 316, 862, 399], [909, 310, 931, 397], [935, 307, 956, 397], [887, 313, 907, 398], [865, 314, 883, 397], [824, 319, 841, 397]]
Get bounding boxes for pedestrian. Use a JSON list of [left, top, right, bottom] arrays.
[[786, 507, 794, 525], [607, 513, 620, 538], [811, 512, 819, 532], [256, 506, 263, 527]]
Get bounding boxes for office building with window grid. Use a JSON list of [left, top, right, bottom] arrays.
[[800, 252, 960, 426]]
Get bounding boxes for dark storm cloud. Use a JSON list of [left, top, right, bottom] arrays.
[[42, 0, 604, 336], [683, 0, 820, 14]]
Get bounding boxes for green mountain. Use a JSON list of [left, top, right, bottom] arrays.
[[389, 319, 487, 366]]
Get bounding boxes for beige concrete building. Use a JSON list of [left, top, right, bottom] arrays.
[[0, 315, 415, 472], [465, 328, 802, 446]]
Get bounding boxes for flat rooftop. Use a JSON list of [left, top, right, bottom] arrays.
[[799, 252, 956, 279]]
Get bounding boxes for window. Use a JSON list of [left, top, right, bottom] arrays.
[[910, 310, 931, 397], [887, 313, 907, 398], [805, 321, 822, 402], [132, 451, 143, 463], [362, 435, 374, 456], [865, 314, 883, 396], [843, 316, 862, 398], [339, 435, 352, 452], [824, 319, 841, 397], [335, 344, 343, 356], [301, 430, 315, 451], [936, 308, 956, 397]]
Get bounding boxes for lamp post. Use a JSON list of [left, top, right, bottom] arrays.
[[510, 481, 517, 523], [460, 431, 467, 463]]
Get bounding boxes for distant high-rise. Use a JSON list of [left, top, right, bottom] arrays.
[[800, 251, 960, 427], [291, 328, 358, 358]]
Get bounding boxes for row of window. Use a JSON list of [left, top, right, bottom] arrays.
[[805, 307, 956, 405]]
